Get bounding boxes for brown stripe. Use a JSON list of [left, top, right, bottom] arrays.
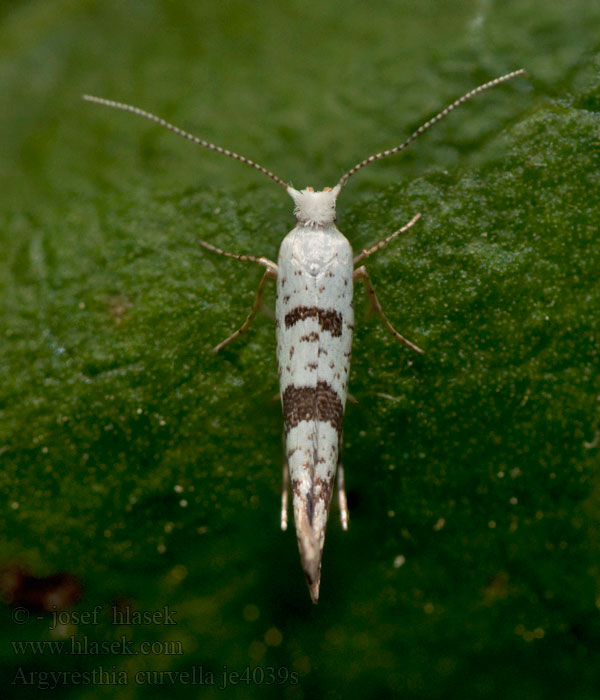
[[284, 306, 343, 337], [291, 476, 333, 520], [282, 381, 344, 433]]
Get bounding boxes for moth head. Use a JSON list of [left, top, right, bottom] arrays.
[[287, 184, 342, 227]]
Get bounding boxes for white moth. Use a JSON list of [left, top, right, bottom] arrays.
[[83, 68, 524, 603]]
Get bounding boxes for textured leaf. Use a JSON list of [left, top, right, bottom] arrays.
[[1, 1, 599, 698]]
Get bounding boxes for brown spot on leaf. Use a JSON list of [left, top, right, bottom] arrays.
[[0, 564, 82, 613], [108, 295, 132, 325]]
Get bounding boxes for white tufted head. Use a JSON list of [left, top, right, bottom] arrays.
[[287, 184, 342, 227]]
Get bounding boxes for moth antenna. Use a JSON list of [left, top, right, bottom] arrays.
[[82, 95, 289, 190], [337, 68, 525, 188]]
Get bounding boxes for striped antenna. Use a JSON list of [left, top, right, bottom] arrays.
[[337, 68, 525, 188], [82, 95, 289, 190]]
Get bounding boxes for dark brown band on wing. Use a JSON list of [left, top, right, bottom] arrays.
[[282, 381, 344, 433], [284, 306, 343, 337]]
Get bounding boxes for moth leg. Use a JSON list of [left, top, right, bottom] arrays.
[[210, 268, 277, 353], [199, 239, 277, 270], [337, 453, 349, 531], [281, 458, 290, 532], [353, 213, 421, 265], [354, 265, 424, 355], [200, 240, 278, 351]]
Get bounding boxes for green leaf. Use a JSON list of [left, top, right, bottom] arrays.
[[1, 1, 600, 698]]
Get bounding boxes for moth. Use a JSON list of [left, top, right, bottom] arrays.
[[84, 68, 524, 603]]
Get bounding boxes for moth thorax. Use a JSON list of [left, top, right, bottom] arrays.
[[287, 184, 342, 227]]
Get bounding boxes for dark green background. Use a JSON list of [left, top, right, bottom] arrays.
[[1, 0, 599, 698]]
